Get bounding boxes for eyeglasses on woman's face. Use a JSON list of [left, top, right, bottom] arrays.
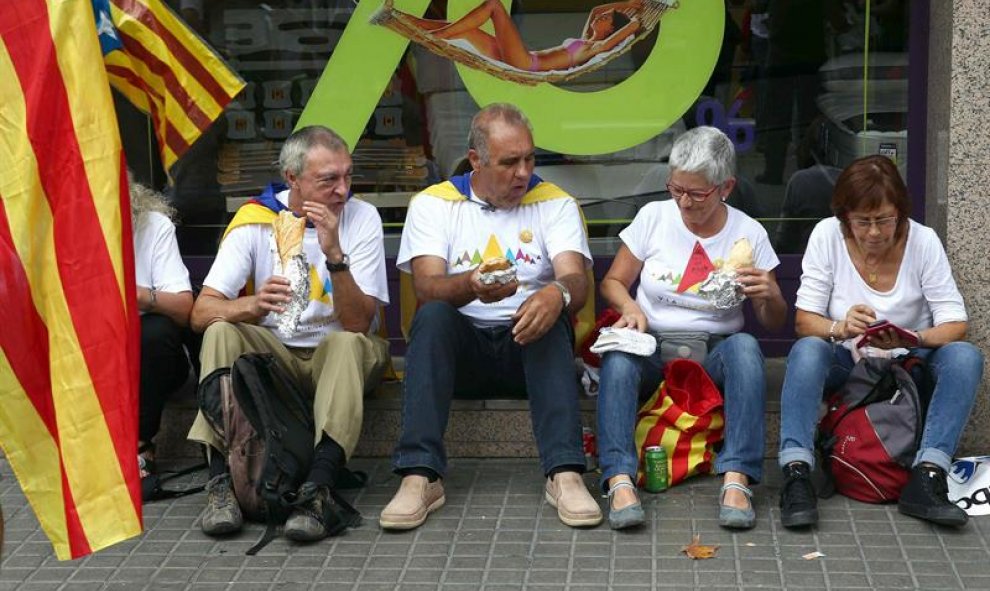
[[665, 182, 720, 202], [848, 215, 899, 230]]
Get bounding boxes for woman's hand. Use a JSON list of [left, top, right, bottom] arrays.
[[859, 327, 919, 350], [842, 304, 876, 338], [136, 286, 153, 312], [736, 267, 781, 302], [612, 302, 648, 332]]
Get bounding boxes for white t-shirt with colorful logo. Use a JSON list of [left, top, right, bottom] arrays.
[[620, 199, 780, 335], [204, 190, 389, 348], [398, 183, 592, 327]]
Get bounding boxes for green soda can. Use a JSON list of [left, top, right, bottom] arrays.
[[644, 445, 669, 493]]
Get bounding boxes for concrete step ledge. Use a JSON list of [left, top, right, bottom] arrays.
[[155, 358, 786, 461]]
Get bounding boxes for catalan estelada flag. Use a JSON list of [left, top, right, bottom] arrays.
[[634, 359, 724, 488], [0, 0, 143, 560], [95, 0, 244, 171]]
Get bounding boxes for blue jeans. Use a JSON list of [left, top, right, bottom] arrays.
[[778, 337, 984, 472], [596, 333, 767, 489], [393, 301, 585, 477]]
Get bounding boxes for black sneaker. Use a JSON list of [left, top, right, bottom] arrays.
[[780, 462, 818, 528], [284, 482, 349, 542], [201, 474, 243, 535], [898, 464, 968, 527]]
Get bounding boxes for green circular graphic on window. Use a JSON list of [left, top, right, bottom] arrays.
[[437, 0, 724, 155]]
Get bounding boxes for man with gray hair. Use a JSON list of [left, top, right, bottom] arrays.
[[381, 103, 602, 530], [187, 125, 390, 542]]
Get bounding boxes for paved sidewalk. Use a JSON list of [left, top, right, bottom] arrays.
[[2, 457, 989, 590]]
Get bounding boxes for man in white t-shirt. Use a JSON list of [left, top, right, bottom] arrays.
[[380, 103, 603, 530], [186, 126, 390, 543]]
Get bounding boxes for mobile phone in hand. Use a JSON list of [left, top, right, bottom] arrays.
[[856, 319, 919, 348]]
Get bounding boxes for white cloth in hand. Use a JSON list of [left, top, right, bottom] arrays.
[[589, 327, 657, 357]]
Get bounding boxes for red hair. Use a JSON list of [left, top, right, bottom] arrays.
[[831, 156, 910, 239]]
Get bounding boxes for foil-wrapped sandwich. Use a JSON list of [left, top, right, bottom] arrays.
[[477, 256, 517, 285], [272, 211, 309, 337], [699, 238, 753, 310]]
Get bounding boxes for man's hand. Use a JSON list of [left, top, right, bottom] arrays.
[[252, 276, 293, 318], [469, 267, 518, 303], [302, 201, 342, 261], [511, 285, 565, 346]]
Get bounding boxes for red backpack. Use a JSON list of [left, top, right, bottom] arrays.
[[818, 356, 926, 503]]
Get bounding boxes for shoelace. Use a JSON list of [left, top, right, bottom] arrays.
[[208, 475, 235, 508], [782, 470, 815, 509], [920, 468, 950, 503], [291, 483, 330, 523]]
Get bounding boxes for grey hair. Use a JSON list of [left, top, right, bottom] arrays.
[[128, 173, 176, 229], [278, 125, 350, 178], [668, 126, 736, 185], [467, 103, 532, 165]]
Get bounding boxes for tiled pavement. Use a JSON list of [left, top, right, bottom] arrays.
[[3, 458, 990, 591]]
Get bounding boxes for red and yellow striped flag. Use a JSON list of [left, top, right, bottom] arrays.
[[0, 0, 143, 560], [97, 0, 244, 170]]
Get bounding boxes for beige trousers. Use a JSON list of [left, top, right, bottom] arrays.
[[186, 321, 389, 459]]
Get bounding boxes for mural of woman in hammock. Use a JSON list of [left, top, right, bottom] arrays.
[[371, 0, 678, 85]]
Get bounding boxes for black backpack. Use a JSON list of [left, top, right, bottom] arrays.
[[199, 353, 361, 554]]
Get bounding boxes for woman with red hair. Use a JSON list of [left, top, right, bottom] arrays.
[[777, 155, 983, 529]]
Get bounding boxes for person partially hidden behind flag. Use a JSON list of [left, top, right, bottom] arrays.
[[381, 103, 602, 530], [186, 126, 390, 542], [129, 178, 194, 500]]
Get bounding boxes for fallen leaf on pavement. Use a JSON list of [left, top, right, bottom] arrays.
[[681, 534, 719, 559]]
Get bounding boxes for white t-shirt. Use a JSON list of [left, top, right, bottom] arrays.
[[204, 191, 389, 348], [134, 212, 192, 315], [796, 217, 967, 330], [620, 200, 780, 335], [397, 183, 592, 327]]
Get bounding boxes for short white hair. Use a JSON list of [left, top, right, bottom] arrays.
[[279, 126, 349, 178], [668, 126, 736, 185]]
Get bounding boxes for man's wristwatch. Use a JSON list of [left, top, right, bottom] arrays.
[[551, 280, 571, 309], [325, 254, 350, 273]]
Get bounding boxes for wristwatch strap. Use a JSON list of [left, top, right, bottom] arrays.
[[325, 254, 350, 273]]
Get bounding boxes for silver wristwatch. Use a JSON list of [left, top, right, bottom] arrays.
[[551, 280, 571, 308]]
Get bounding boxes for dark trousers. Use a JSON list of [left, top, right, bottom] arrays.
[[392, 301, 586, 477], [140, 313, 191, 443]]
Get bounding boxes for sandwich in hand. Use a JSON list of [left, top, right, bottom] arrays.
[[273, 210, 305, 271], [271, 210, 308, 337], [699, 237, 753, 310], [477, 256, 517, 285], [723, 238, 754, 273]]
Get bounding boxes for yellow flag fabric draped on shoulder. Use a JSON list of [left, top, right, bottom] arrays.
[[0, 0, 143, 560]]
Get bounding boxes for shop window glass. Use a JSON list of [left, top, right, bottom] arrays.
[[122, 0, 911, 260]]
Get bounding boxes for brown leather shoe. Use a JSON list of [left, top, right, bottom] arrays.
[[379, 475, 445, 530], [545, 471, 603, 527]]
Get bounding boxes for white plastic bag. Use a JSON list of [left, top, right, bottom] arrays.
[[947, 456, 990, 515]]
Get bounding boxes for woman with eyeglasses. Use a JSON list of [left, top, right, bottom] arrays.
[[777, 155, 983, 529], [596, 126, 787, 529]]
